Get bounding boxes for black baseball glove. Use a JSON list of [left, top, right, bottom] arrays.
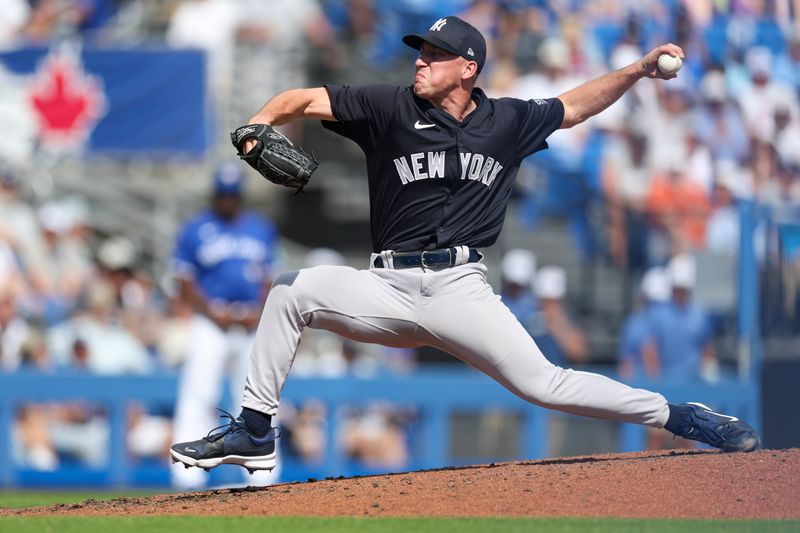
[[230, 124, 318, 192]]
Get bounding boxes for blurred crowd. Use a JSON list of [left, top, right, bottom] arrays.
[[2, 0, 800, 475]]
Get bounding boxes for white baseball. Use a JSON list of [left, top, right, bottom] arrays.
[[657, 53, 683, 75]]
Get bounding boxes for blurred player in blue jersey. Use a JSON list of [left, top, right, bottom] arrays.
[[170, 162, 279, 489]]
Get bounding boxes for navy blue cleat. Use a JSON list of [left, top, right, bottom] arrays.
[[170, 409, 279, 474], [669, 402, 761, 453]]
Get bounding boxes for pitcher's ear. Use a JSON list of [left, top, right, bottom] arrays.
[[462, 60, 478, 80]]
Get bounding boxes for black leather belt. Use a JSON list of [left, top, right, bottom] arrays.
[[372, 248, 482, 269]]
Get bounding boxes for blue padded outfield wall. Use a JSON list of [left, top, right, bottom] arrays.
[[0, 370, 760, 488]]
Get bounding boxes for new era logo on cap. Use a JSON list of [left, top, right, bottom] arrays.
[[403, 16, 487, 74]]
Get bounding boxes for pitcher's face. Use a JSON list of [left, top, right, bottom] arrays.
[[413, 42, 473, 99]]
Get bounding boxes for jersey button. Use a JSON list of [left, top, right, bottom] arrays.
[[437, 225, 445, 232]]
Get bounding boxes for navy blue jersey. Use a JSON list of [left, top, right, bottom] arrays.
[[322, 84, 564, 252]]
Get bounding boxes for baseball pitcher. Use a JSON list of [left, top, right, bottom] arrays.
[[171, 16, 759, 475]]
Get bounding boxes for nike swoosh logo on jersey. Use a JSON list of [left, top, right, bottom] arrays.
[[414, 121, 436, 129]]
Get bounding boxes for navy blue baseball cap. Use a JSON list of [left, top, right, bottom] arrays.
[[213, 162, 245, 196], [403, 16, 487, 74]]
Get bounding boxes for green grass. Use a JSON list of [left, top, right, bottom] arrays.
[[0, 490, 160, 509], [2, 493, 798, 532], [0, 517, 799, 533]]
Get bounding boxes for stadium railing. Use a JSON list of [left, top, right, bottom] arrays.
[[0, 369, 759, 488]]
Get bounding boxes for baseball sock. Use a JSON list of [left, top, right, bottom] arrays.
[[239, 407, 272, 437], [663, 404, 683, 435]]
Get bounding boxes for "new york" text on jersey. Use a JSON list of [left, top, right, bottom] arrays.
[[392, 151, 503, 187]]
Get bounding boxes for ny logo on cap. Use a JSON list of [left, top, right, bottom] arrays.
[[430, 18, 447, 31]]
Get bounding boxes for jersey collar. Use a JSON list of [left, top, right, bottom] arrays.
[[412, 87, 488, 128]]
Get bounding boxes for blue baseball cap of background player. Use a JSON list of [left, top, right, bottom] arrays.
[[212, 161, 245, 197], [402, 16, 487, 75]]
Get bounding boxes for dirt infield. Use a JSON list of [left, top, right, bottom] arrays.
[[3, 448, 799, 519]]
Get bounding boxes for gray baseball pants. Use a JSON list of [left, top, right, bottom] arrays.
[[241, 261, 669, 428]]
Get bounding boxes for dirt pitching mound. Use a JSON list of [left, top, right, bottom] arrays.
[[4, 448, 799, 519]]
